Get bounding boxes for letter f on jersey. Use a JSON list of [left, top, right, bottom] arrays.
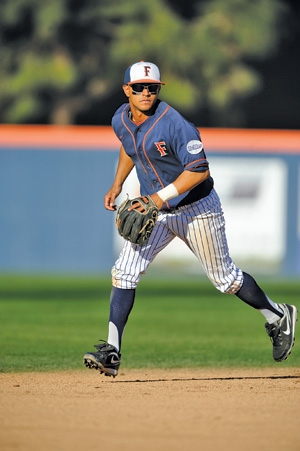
[[154, 141, 168, 156]]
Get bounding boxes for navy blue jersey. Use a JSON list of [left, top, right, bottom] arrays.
[[112, 100, 213, 208]]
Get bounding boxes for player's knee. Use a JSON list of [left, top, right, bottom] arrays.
[[111, 267, 139, 289], [222, 281, 242, 295], [211, 269, 243, 295]]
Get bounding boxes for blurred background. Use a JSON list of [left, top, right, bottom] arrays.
[[0, 0, 299, 277], [0, 0, 299, 128]]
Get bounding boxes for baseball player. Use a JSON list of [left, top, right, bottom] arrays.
[[83, 61, 297, 377]]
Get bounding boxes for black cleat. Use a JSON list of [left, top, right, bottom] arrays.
[[265, 304, 298, 362], [83, 341, 121, 378]]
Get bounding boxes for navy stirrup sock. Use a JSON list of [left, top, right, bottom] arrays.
[[235, 272, 283, 317], [109, 286, 136, 349]]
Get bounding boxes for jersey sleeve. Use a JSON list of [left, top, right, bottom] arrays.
[[168, 111, 209, 172], [111, 104, 128, 142]]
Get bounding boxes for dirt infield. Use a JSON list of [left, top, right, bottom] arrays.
[[1, 367, 299, 451]]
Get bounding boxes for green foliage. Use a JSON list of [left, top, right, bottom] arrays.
[[0, 275, 299, 372], [0, 0, 289, 124]]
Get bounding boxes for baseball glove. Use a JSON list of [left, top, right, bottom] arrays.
[[116, 195, 159, 246]]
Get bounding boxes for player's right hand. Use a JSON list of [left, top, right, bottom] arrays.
[[104, 186, 122, 211]]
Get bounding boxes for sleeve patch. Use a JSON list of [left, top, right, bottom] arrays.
[[187, 140, 203, 154]]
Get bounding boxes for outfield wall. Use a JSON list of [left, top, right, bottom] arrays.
[[0, 125, 299, 276]]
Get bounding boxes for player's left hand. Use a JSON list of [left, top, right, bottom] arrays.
[[116, 195, 159, 246], [150, 193, 164, 210], [128, 195, 161, 212]]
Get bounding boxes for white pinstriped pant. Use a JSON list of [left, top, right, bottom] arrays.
[[112, 189, 244, 294]]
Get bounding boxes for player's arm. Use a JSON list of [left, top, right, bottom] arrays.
[[104, 145, 135, 211], [151, 169, 210, 210]]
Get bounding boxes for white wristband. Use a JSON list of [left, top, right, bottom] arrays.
[[157, 183, 179, 203]]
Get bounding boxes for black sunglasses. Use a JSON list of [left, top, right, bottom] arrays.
[[129, 83, 160, 95]]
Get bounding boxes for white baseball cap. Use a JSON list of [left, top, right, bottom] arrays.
[[124, 61, 165, 85]]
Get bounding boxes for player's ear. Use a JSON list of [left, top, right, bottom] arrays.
[[123, 84, 130, 98]]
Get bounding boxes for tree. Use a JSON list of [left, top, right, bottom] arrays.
[[0, 0, 288, 125], [108, 0, 288, 125]]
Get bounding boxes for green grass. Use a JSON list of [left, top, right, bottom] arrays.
[[0, 275, 299, 372]]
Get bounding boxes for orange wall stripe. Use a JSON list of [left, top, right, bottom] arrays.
[[201, 128, 300, 154], [0, 125, 299, 154], [0, 125, 119, 150]]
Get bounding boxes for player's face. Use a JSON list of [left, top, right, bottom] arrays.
[[123, 83, 161, 114]]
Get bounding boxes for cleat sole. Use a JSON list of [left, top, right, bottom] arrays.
[[83, 357, 118, 377]]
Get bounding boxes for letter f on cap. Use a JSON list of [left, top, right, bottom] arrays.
[[124, 61, 165, 85]]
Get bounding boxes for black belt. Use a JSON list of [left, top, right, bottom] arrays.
[[161, 176, 214, 212]]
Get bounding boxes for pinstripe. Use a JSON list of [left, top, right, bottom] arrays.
[[112, 189, 243, 293], [112, 219, 175, 289]]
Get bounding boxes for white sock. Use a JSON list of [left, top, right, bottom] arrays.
[[108, 321, 120, 351], [260, 298, 283, 324]]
